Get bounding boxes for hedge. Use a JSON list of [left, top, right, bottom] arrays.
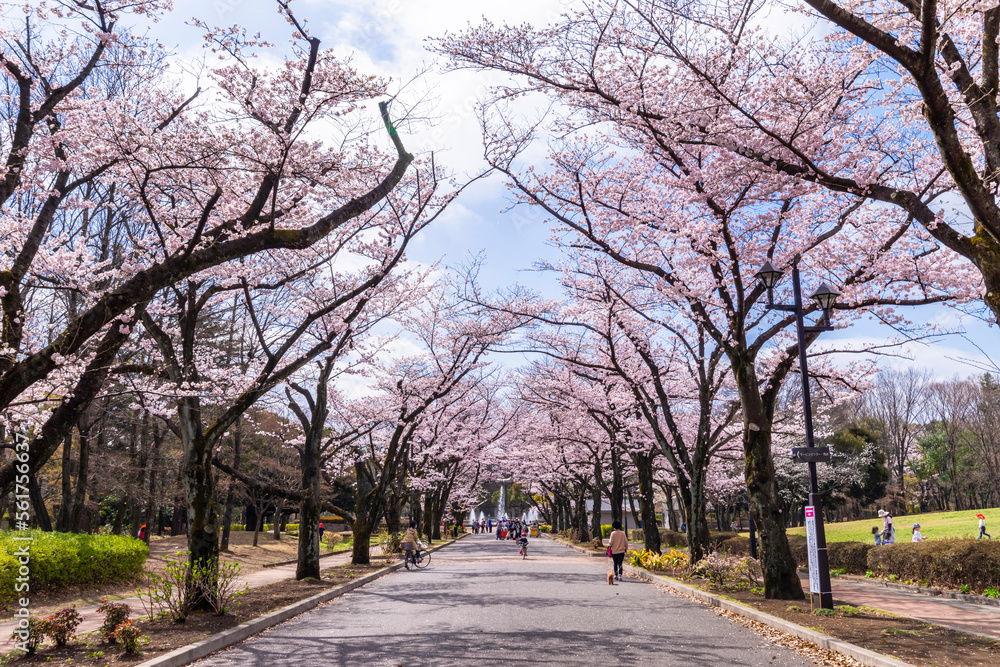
[[827, 541, 874, 574], [0, 531, 148, 603], [717, 534, 809, 562], [867, 539, 1000, 592]]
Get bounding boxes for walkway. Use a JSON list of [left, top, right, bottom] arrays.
[[195, 534, 813, 666], [816, 576, 1000, 640]]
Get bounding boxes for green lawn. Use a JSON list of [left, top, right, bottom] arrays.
[[787, 507, 1000, 543]]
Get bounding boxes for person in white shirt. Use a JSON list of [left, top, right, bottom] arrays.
[[877, 509, 895, 544], [911, 523, 925, 542]]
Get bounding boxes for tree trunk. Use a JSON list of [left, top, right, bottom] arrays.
[[351, 461, 375, 565], [57, 433, 72, 532], [296, 417, 321, 580], [610, 450, 623, 524], [71, 420, 90, 533], [575, 485, 590, 542], [591, 460, 603, 544], [422, 493, 435, 542], [272, 496, 285, 541], [179, 398, 221, 610], [28, 473, 52, 531], [220, 417, 241, 552], [634, 452, 661, 554]]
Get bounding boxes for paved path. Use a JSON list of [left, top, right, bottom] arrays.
[[196, 534, 812, 666], [815, 576, 1000, 640]]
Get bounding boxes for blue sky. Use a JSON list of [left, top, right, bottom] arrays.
[[151, 0, 998, 380]]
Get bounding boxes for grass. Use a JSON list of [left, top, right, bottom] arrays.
[[787, 507, 1000, 542]]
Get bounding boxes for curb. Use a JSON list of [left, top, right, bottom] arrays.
[[137, 536, 462, 667], [625, 566, 913, 667], [833, 574, 1000, 607]]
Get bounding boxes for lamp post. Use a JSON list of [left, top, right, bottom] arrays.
[[755, 258, 839, 610]]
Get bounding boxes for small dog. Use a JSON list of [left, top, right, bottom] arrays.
[[607, 570, 615, 585]]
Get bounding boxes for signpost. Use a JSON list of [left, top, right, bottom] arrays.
[[804, 506, 819, 596], [791, 447, 831, 463]]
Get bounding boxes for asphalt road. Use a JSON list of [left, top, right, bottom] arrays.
[[195, 533, 813, 666]]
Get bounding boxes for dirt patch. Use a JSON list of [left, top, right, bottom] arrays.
[[3, 563, 383, 666], [1, 532, 352, 617], [667, 576, 999, 667]]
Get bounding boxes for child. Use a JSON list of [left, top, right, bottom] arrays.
[[872, 525, 882, 546], [977, 514, 991, 539], [911, 523, 925, 542]]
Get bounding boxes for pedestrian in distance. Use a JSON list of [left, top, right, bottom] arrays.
[[911, 523, 925, 542], [138, 524, 147, 540], [977, 513, 991, 539], [608, 520, 628, 582], [319, 522, 324, 540], [877, 509, 895, 544]]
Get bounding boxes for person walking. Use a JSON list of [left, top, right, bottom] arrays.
[[911, 523, 925, 542], [977, 514, 991, 539], [319, 522, 325, 540], [608, 520, 628, 582], [878, 509, 895, 544]]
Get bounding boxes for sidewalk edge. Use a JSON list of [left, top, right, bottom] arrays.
[[137, 536, 463, 667], [624, 565, 914, 667]]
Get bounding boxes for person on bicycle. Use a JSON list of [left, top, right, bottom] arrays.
[[518, 534, 528, 555], [402, 521, 421, 563]]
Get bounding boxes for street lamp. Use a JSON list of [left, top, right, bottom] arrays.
[[754, 257, 838, 610]]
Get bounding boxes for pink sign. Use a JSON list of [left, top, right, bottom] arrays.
[[804, 507, 815, 518]]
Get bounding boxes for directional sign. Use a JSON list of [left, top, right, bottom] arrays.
[[791, 446, 831, 463]]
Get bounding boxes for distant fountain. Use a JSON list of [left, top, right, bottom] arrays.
[[498, 478, 509, 519]]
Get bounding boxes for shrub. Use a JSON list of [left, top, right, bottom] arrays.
[[628, 548, 690, 573], [40, 606, 82, 646], [323, 533, 343, 551], [827, 542, 874, 574], [0, 531, 148, 603], [376, 531, 403, 562], [591, 537, 604, 549], [192, 559, 247, 615], [96, 598, 131, 643], [539, 524, 552, 533], [149, 552, 195, 622], [867, 539, 1000, 593], [9, 616, 44, 655], [113, 619, 148, 654], [659, 529, 686, 547], [601, 525, 612, 538], [689, 555, 762, 588], [718, 536, 751, 556]]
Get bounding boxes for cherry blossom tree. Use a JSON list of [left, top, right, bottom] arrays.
[[438, 10, 978, 596], [0, 1, 420, 497]]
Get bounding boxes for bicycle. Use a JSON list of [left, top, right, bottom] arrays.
[[404, 546, 431, 570]]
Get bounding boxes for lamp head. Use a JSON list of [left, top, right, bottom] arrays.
[[810, 282, 840, 311], [754, 261, 783, 289]]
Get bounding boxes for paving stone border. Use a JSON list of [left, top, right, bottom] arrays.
[[832, 573, 1000, 607], [540, 534, 912, 667], [625, 566, 914, 667], [137, 535, 465, 667]]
